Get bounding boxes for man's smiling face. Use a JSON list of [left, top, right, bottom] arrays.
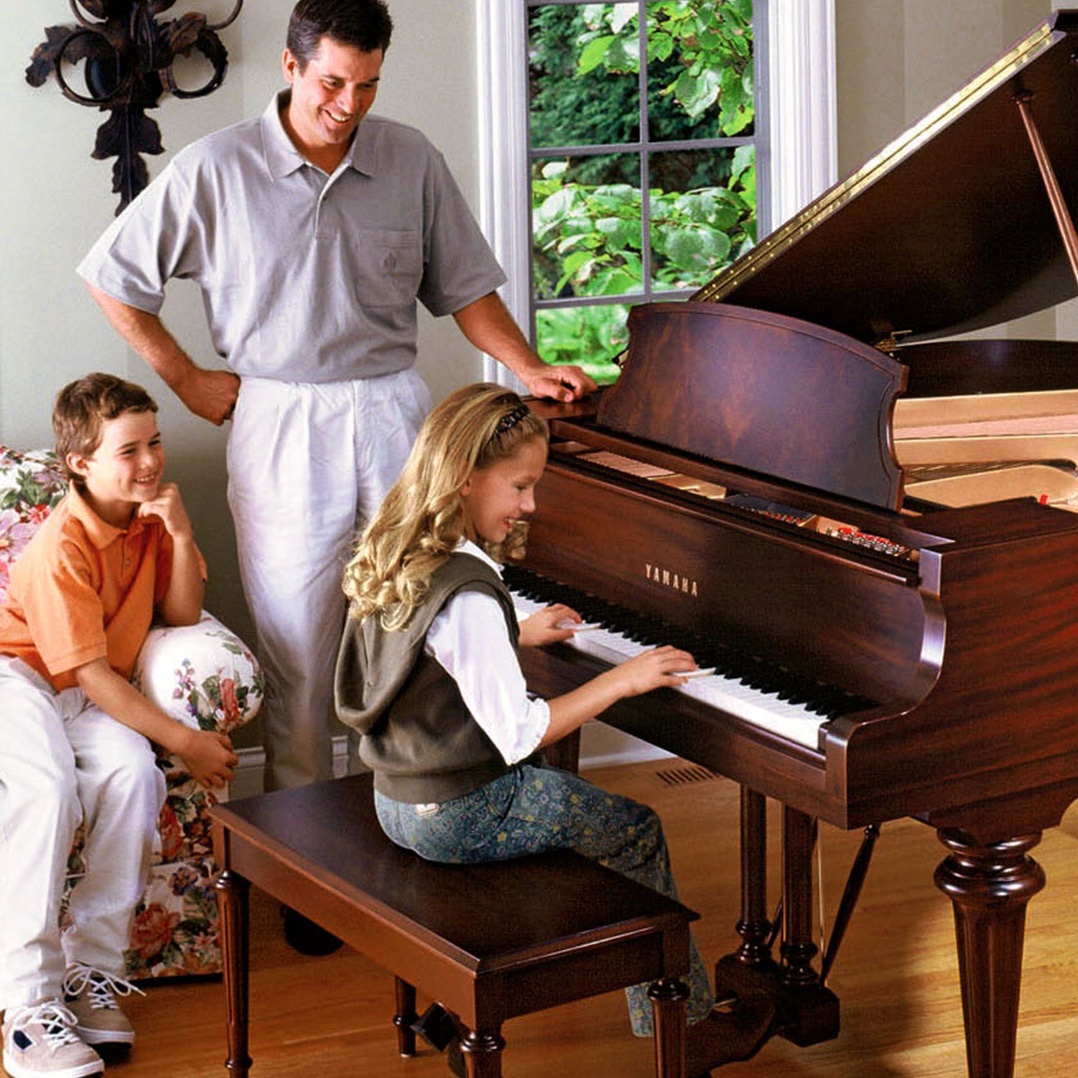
[[281, 35, 383, 167]]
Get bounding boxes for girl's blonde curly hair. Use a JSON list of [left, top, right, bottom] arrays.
[[342, 382, 548, 630]]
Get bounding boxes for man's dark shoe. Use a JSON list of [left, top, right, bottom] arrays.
[[446, 1035, 465, 1077], [410, 1002, 458, 1051], [280, 906, 343, 955]]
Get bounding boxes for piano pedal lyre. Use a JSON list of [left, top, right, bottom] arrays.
[[711, 796, 885, 1058]]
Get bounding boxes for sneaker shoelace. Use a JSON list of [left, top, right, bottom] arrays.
[[15, 1001, 82, 1049], [63, 964, 144, 1011]]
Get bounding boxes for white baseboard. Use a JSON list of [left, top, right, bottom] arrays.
[[229, 723, 670, 800], [578, 722, 673, 770]]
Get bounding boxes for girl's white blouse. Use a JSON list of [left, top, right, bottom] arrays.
[[424, 539, 550, 765]]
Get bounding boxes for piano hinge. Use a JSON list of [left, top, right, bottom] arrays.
[[874, 329, 912, 353]]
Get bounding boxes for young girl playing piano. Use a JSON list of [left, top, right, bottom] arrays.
[[336, 382, 739, 1075]]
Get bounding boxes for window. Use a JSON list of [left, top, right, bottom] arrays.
[[477, 0, 836, 386]]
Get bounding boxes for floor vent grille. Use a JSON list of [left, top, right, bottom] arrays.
[[655, 764, 719, 787]]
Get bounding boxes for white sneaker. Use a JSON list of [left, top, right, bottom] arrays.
[[1, 999, 103, 1078], [62, 964, 142, 1048]]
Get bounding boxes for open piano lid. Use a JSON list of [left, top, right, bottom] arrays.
[[694, 9, 1078, 345]]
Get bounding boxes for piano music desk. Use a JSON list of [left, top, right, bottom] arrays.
[[210, 773, 697, 1078]]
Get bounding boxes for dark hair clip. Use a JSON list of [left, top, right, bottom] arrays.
[[492, 403, 530, 438]]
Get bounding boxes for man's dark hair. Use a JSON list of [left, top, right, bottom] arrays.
[[53, 372, 158, 488], [287, 0, 393, 68]]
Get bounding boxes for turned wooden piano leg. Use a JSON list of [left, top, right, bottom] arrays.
[[460, 1027, 506, 1078], [736, 787, 774, 970], [779, 807, 819, 990], [715, 799, 835, 1055], [770, 807, 837, 1046], [934, 829, 1046, 1078], [648, 976, 689, 1078], [713, 788, 774, 999], [214, 868, 252, 1078]]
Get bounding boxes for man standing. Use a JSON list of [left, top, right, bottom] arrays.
[[78, 0, 595, 805]]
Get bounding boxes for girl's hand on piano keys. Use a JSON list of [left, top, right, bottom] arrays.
[[541, 645, 700, 747], [519, 603, 585, 647], [613, 646, 699, 696]]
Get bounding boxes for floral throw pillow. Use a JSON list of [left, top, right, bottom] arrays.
[[0, 446, 66, 603], [133, 612, 265, 739]]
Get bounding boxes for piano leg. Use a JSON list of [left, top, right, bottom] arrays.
[[735, 786, 773, 969], [776, 807, 841, 1046], [933, 829, 1046, 1078], [712, 797, 838, 1062]]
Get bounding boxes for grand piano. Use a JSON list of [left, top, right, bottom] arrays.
[[508, 10, 1078, 1077]]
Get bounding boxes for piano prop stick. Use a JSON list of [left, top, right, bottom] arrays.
[[516, 10, 1078, 1076]]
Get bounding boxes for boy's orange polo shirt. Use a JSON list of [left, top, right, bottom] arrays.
[[0, 485, 203, 690]]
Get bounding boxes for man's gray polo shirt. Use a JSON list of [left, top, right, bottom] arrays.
[[77, 92, 507, 383]]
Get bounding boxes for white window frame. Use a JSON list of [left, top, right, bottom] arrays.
[[475, 0, 837, 384]]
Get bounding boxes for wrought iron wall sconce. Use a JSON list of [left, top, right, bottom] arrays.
[[26, 1, 243, 215]]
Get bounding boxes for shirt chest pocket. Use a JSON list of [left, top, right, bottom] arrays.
[[348, 227, 424, 309]]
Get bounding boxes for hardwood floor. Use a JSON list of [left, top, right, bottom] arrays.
[[103, 758, 1078, 1078]]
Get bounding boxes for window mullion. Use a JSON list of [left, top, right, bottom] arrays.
[[638, 0, 653, 302]]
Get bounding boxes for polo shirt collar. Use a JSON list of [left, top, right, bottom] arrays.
[[261, 90, 375, 179], [67, 484, 146, 550]]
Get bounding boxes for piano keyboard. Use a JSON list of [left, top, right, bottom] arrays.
[[506, 567, 874, 751]]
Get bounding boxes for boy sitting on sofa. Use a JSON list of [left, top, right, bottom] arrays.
[[0, 373, 238, 1078]]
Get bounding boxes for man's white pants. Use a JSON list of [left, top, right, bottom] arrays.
[[0, 658, 165, 1011], [227, 371, 431, 791]]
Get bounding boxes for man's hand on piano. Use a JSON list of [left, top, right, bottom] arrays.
[[519, 603, 586, 647], [522, 364, 598, 402]]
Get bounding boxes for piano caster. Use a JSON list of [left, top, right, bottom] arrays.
[[713, 954, 840, 1050]]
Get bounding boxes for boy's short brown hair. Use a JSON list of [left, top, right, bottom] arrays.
[[53, 372, 158, 488]]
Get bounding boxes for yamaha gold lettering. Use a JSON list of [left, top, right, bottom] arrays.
[[644, 563, 699, 597]]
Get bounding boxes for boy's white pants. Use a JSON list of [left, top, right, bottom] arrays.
[[226, 371, 430, 792], [0, 658, 166, 1011]]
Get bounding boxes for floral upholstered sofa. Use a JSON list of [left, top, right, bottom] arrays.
[[0, 445, 264, 979]]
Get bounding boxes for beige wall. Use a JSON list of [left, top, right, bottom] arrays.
[[2, 2, 1076, 752], [834, 0, 1078, 339]]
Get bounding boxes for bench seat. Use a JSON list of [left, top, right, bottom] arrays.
[[210, 772, 697, 1077]]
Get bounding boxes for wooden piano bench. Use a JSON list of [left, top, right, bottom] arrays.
[[209, 773, 697, 1078]]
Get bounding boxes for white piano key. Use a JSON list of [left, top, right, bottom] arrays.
[[513, 590, 826, 750]]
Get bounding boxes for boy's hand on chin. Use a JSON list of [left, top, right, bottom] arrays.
[[137, 482, 194, 540]]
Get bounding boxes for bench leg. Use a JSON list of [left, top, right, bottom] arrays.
[[461, 1026, 506, 1078], [648, 977, 689, 1078], [393, 978, 418, 1056], [215, 868, 252, 1078]]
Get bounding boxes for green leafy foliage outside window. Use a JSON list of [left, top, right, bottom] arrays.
[[528, 1, 755, 379]]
